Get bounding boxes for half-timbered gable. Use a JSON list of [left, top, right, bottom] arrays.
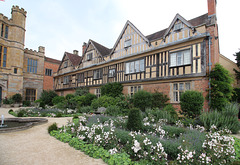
[[80, 39, 111, 68], [110, 20, 151, 60]]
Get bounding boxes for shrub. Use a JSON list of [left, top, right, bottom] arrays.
[[200, 103, 240, 133], [65, 94, 75, 101], [132, 90, 152, 112], [232, 88, 240, 103], [22, 100, 31, 107], [83, 93, 97, 106], [180, 90, 204, 118], [75, 87, 89, 96], [100, 82, 123, 98], [91, 95, 118, 109], [152, 91, 169, 109], [39, 90, 58, 106], [8, 109, 13, 113], [52, 96, 65, 105], [145, 108, 176, 124], [160, 139, 180, 159], [17, 110, 24, 117], [12, 93, 22, 103], [56, 113, 63, 117], [77, 106, 93, 114], [163, 104, 178, 120], [105, 105, 122, 117], [48, 122, 58, 133], [127, 108, 143, 131], [208, 63, 234, 111], [39, 102, 45, 109], [162, 125, 186, 138]]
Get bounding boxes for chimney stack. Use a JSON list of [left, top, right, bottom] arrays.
[[73, 50, 79, 55], [208, 0, 217, 16], [82, 42, 87, 56]]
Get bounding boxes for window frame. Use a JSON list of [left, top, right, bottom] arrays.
[[124, 39, 132, 48], [108, 68, 116, 78], [172, 82, 191, 102], [25, 88, 36, 102], [169, 49, 191, 67], [45, 68, 53, 76], [27, 58, 37, 73], [129, 85, 142, 96], [63, 76, 69, 85], [87, 52, 93, 61], [64, 61, 68, 68], [3, 47, 7, 67], [95, 88, 101, 98], [93, 69, 103, 80], [4, 25, 8, 39], [125, 58, 145, 75], [77, 73, 84, 83]]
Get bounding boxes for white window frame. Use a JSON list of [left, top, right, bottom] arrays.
[[125, 59, 145, 74], [93, 69, 102, 80], [174, 22, 183, 31], [63, 76, 69, 85], [95, 88, 101, 98], [170, 49, 191, 67], [173, 82, 191, 102], [124, 39, 132, 48]]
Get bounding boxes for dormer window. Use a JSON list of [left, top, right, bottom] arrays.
[[174, 22, 183, 31], [124, 39, 132, 48], [64, 61, 68, 68], [87, 53, 93, 61]]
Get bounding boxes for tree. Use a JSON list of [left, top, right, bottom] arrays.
[[208, 63, 233, 111], [234, 50, 240, 79], [100, 82, 123, 97]]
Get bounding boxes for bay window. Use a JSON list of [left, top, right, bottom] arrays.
[[170, 49, 191, 67]]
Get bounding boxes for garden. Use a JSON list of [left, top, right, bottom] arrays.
[[6, 64, 240, 164]]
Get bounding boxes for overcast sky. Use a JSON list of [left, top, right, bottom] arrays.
[[0, 0, 239, 62]]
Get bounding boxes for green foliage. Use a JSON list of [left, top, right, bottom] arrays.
[[145, 108, 176, 124], [163, 104, 178, 120], [208, 63, 234, 111], [100, 82, 123, 98], [127, 108, 143, 131], [75, 87, 89, 96], [234, 137, 240, 161], [17, 110, 24, 117], [52, 96, 65, 105], [3, 97, 13, 104], [232, 88, 240, 103], [160, 139, 180, 159], [162, 125, 186, 138], [152, 91, 169, 109], [39, 90, 58, 106], [105, 105, 122, 117], [132, 90, 152, 112], [77, 106, 93, 114], [234, 50, 240, 80], [180, 90, 204, 118], [39, 102, 45, 109], [83, 93, 97, 106], [48, 122, 58, 133], [65, 94, 74, 100], [91, 95, 118, 109], [22, 100, 31, 107], [200, 103, 240, 133], [56, 113, 63, 117], [12, 93, 22, 103]]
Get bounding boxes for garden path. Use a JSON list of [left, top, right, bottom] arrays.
[[0, 107, 106, 165]]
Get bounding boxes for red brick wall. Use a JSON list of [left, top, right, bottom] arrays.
[[208, 0, 216, 16], [43, 61, 60, 90]]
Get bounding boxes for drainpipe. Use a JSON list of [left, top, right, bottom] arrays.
[[208, 35, 212, 108]]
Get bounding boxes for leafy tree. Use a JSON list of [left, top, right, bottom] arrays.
[[208, 63, 233, 111], [39, 90, 58, 106], [75, 87, 89, 96], [180, 90, 204, 118], [101, 82, 123, 97], [152, 90, 169, 109]]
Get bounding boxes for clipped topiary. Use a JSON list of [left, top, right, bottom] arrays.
[[180, 90, 204, 118], [12, 93, 22, 103], [127, 108, 143, 131]]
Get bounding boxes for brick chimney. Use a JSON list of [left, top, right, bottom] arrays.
[[208, 0, 217, 16], [73, 50, 78, 55], [82, 42, 87, 56]]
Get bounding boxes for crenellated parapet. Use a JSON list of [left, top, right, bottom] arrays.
[[0, 13, 13, 24], [24, 46, 45, 57], [11, 5, 27, 17]]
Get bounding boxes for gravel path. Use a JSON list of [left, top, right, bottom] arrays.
[[0, 108, 106, 165]]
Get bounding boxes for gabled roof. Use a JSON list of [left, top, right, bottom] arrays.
[[65, 52, 82, 66], [163, 13, 194, 40], [57, 52, 82, 72], [146, 13, 209, 42], [83, 39, 111, 58], [45, 57, 61, 65], [110, 20, 150, 55]]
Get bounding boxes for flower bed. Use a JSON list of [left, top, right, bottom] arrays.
[[50, 115, 237, 164]]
